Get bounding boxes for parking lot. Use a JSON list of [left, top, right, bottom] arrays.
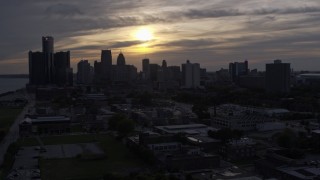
[[7, 143, 104, 180]]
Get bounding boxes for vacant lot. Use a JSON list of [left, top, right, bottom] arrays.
[[18, 135, 145, 180]]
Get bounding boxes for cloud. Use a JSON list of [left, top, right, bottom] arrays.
[[178, 6, 320, 20], [183, 9, 243, 19], [253, 6, 320, 15], [154, 39, 220, 48], [1, 0, 320, 73], [109, 40, 144, 48], [45, 3, 83, 17]]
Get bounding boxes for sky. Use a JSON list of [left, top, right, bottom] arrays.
[[0, 0, 320, 74]]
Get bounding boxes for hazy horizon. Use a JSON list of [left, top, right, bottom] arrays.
[[1, 0, 320, 73]]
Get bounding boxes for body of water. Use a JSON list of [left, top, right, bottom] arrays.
[[0, 78, 28, 94]]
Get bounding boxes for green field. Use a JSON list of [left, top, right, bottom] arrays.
[[18, 134, 100, 146], [0, 108, 22, 133], [18, 134, 145, 180]]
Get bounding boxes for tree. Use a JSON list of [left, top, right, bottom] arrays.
[[117, 118, 135, 136], [108, 114, 135, 136], [276, 129, 296, 148], [192, 103, 210, 119]]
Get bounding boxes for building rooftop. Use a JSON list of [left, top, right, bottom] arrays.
[[23, 116, 70, 124], [278, 166, 320, 179], [155, 124, 217, 135]]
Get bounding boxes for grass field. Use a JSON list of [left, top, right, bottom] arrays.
[[0, 108, 22, 133], [18, 134, 99, 146], [18, 134, 145, 180]]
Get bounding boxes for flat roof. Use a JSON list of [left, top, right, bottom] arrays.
[[27, 116, 70, 123], [155, 124, 215, 135], [300, 73, 320, 77], [158, 124, 207, 130], [279, 167, 320, 179]]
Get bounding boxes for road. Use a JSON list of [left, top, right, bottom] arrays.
[[0, 93, 34, 165]]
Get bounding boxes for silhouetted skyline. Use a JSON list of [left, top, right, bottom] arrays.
[[1, 0, 320, 73]]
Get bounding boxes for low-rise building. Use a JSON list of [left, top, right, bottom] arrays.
[[210, 104, 279, 131], [221, 138, 256, 161], [127, 131, 221, 172], [255, 148, 320, 180], [154, 124, 216, 136], [19, 116, 71, 137]]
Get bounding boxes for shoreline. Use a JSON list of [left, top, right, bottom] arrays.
[[0, 88, 26, 98]]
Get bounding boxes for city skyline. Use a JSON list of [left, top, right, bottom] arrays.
[[1, 0, 320, 73]]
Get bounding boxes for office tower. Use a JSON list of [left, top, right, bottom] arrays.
[[101, 50, 112, 66], [94, 61, 102, 80], [158, 60, 169, 82], [77, 60, 93, 84], [162, 60, 167, 68], [42, 36, 55, 84], [42, 36, 54, 53], [142, 58, 150, 80], [28, 51, 46, 85], [54, 51, 73, 86], [98, 50, 113, 81], [109, 52, 137, 82], [182, 60, 200, 88], [149, 64, 160, 81], [167, 66, 181, 81], [229, 60, 249, 82], [266, 60, 291, 93], [117, 52, 126, 66]]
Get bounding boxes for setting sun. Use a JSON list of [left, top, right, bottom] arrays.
[[135, 28, 153, 41]]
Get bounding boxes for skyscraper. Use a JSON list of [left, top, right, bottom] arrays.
[[182, 60, 200, 88], [117, 52, 126, 66], [77, 60, 93, 84], [142, 58, 150, 80], [266, 60, 291, 93], [229, 60, 249, 82], [54, 51, 73, 86], [149, 64, 160, 81], [42, 36, 55, 84], [28, 51, 46, 85], [94, 60, 102, 81], [101, 50, 112, 66], [162, 60, 167, 68]]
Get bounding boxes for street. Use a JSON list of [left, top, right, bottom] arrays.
[[0, 93, 33, 165]]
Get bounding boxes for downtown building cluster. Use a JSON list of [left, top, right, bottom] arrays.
[[228, 59, 291, 94], [28, 37, 73, 88], [77, 51, 204, 90], [77, 50, 137, 84]]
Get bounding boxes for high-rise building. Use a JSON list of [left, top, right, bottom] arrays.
[[42, 36, 55, 83], [28, 36, 74, 87], [149, 64, 160, 81], [167, 66, 181, 82], [182, 60, 200, 88], [142, 58, 150, 80], [98, 50, 113, 81], [229, 60, 249, 82], [42, 36, 54, 53], [94, 60, 102, 81], [54, 51, 73, 86], [157, 60, 169, 82], [77, 60, 93, 84], [162, 60, 167, 68], [101, 50, 112, 66], [28, 51, 46, 85], [117, 52, 126, 66], [266, 60, 291, 93]]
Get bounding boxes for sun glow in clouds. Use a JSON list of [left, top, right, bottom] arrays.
[[135, 28, 153, 41]]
